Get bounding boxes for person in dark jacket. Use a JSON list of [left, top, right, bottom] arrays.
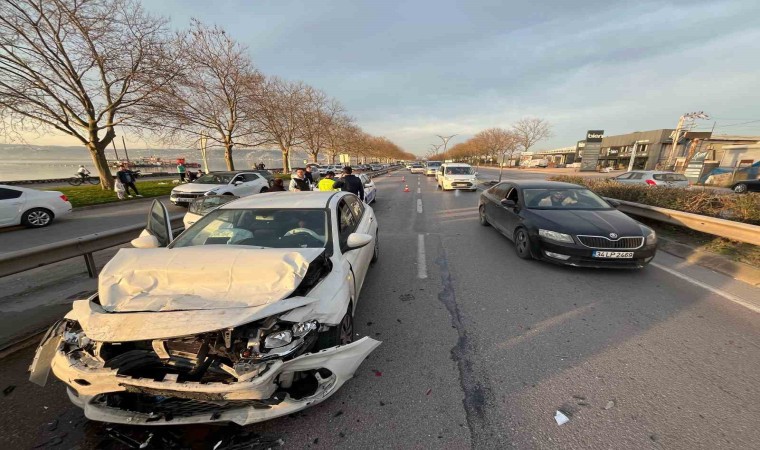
[[289, 168, 311, 191], [116, 164, 141, 197], [334, 166, 364, 201], [270, 178, 286, 191]]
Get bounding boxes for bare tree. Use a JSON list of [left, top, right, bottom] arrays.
[[325, 115, 356, 164], [252, 77, 309, 172], [298, 86, 344, 163], [511, 117, 552, 153], [144, 19, 262, 171], [0, 0, 180, 188]]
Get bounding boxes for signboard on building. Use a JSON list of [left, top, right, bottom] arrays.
[[580, 131, 603, 171], [684, 151, 709, 183]]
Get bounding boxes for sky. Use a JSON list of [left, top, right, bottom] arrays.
[[20, 0, 760, 156]]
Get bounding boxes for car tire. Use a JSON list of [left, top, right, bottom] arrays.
[[260, 187, 269, 193], [319, 305, 354, 348], [514, 228, 532, 260], [478, 205, 489, 226], [733, 183, 748, 194], [21, 208, 54, 228], [223, 192, 233, 196]]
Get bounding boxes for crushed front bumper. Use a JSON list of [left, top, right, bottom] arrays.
[[40, 337, 380, 426]]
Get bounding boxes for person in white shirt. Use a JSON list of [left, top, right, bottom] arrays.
[[77, 165, 90, 180]]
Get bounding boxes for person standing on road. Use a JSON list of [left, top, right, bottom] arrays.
[[116, 164, 141, 198], [317, 171, 339, 191], [333, 166, 364, 201], [270, 178, 286, 191], [304, 165, 319, 188], [289, 168, 311, 191], [77, 165, 90, 180], [177, 162, 186, 182]]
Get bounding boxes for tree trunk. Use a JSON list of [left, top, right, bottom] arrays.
[[280, 144, 290, 172], [87, 143, 115, 190], [311, 152, 318, 163], [225, 143, 235, 171]]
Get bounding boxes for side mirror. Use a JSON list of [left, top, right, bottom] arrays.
[[233, 180, 243, 186], [501, 199, 517, 208], [474, 172, 479, 176], [607, 199, 621, 208], [131, 234, 160, 249], [346, 233, 373, 250]]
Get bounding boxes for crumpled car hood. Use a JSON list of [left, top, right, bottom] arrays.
[[98, 246, 325, 312]]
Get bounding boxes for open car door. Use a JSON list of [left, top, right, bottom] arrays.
[[145, 199, 173, 247]]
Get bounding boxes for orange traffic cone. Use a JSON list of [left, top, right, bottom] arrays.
[[404, 185, 410, 192]]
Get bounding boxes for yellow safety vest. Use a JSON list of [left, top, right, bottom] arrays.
[[317, 178, 339, 191]]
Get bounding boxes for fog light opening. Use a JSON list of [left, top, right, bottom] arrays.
[[545, 251, 571, 261]]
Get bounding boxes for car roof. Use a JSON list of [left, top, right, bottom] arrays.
[[499, 180, 586, 189], [442, 163, 471, 166], [219, 191, 342, 209]]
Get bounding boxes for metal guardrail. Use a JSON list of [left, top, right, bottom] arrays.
[[0, 215, 184, 279], [607, 198, 760, 246]]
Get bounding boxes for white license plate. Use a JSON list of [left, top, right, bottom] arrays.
[[593, 251, 634, 259]]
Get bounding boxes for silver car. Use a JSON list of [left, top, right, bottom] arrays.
[[612, 171, 689, 188]]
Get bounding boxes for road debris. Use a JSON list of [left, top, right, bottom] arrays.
[[3, 385, 15, 396], [425, 388, 432, 395], [554, 410, 570, 425], [605, 400, 615, 410], [372, 369, 383, 377]]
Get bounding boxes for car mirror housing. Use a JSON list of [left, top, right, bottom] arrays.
[[233, 181, 243, 186], [131, 234, 160, 249], [501, 199, 517, 208], [346, 233, 373, 250]]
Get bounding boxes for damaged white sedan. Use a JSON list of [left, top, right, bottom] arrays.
[[30, 191, 380, 426]]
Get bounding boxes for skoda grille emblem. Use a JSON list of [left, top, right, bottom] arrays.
[[609, 233, 618, 239]]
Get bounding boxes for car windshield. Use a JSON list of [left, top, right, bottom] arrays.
[[194, 173, 234, 184], [523, 188, 611, 210], [427, 162, 441, 168], [172, 208, 329, 249], [445, 167, 474, 175]]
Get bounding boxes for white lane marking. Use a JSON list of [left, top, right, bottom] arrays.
[[417, 187, 421, 194], [416, 198, 423, 213], [651, 262, 760, 314], [417, 234, 427, 279]]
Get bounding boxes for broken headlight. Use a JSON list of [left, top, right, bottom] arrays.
[[264, 330, 293, 349]]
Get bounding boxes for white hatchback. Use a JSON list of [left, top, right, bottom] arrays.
[[170, 171, 270, 206], [0, 184, 72, 228]]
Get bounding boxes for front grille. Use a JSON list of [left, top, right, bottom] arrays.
[[452, 182, 473, 187], [577, 235, 644, 249], [173, 192, 205, 199], [94, 392, 283, 419]]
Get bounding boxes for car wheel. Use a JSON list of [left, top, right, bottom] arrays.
[[514, 228, 532, 260], [371, 234, 379, 263], [21, 208, 53, 228], [733, 183, 748, 194], [319, 306, 354, 348], [478, 205, 489, 226], [223, 192, 233, 196], [260, 187, 269, 193]]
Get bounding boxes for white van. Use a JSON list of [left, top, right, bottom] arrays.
[[436, 163, 478, 191]]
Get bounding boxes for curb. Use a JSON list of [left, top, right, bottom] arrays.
[[73, 195, 171, 211], [656, 237, 760, 287]]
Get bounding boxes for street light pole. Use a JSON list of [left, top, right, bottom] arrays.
[[436, 134, 457, 158]]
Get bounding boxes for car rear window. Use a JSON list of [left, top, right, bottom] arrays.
[[653, 173, 687, 181]]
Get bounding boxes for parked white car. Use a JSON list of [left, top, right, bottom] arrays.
[[425, 161, 442, 176], [0, 184, 72, 228], [31, 192, 380, 426], [183, 194, 239, 229], [436, 163, 478, 191], [612, 171, 689, 188], [170, 171, 270, 206]]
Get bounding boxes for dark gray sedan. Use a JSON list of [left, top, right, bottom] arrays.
[[478, 181, 657, 268]]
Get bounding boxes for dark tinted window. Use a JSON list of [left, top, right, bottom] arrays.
[[338, 200, 358, 244], [241, 173, 260, 182], [488, 183, 510, 198], [506, 188, 519, 203], [146, 201, 171, 247], [0, 187, 22, 200]]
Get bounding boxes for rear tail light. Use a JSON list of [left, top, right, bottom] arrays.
[[60, 194, 69, 202], [645, 179, 657, 186]]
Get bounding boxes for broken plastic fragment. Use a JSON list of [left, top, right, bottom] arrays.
[[554, 410, 569, 425], [605, 400, 615, 410]]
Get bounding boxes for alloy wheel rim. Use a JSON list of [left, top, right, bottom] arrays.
[[735, 185, 747, 193], [29, 211, 50, 226], [479, 207, 486, 222], [517, 232, 527, 253]]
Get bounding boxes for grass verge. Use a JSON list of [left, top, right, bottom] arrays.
[[46, 180, 174, 208]]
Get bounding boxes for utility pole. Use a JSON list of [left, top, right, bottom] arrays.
[[436, 134, 457, 158]]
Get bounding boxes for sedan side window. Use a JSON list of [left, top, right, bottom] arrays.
[[488, 183, 509, 198], [505, 187, 519, 203], [345, 195, 365, 221], [630, 173, 645, 180], [241, 173, 260, 182], [616, 173, 633, 180], [0, 187, 23, 200], [338, 200, 358, 244]]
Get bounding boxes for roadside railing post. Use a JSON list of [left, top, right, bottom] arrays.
[[84, 253, 97, 278]]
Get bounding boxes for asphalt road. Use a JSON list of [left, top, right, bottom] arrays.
[[1, 170, 759, 449]]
